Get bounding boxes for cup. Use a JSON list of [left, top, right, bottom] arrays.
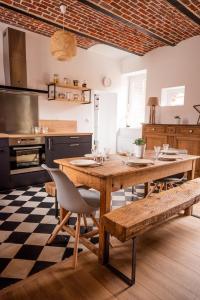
[[73, 80, 79, 86], [163, 144, 169, 151], [95, 154, 104, 164], [73, 94, 79, 101], [154, 146, 161, 160], [34, 126, 40, 134], [64, 77, 70, 85], [104, 148, 110, 159], [42, 127, 48, 134]]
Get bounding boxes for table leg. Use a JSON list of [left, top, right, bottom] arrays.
[[144, 182, 151, 197], [98, 177, 112, 264], [185, 160, 196, 216]]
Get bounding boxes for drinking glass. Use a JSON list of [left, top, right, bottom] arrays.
[[126, 151, 131, 160], [91, 146, 97, 159], [95, 153, 104, 165], [163, 144, 169, 151], [104, 148, 110, 160], [154, 146, 161, 160]]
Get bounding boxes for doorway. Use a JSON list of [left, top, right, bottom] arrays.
[[93, 92, 118, 153]]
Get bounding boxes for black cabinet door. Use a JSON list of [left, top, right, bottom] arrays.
[[45, 137, 54, 167], [0, 146, 10, 190], [45, 136, 92, 168]]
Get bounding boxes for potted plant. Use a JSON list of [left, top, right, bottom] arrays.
[[134, 138, 146, 158], [174, 116, 181, 124]]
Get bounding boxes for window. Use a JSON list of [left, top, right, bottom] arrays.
[[161, 86, 185, 107], [126, 70, 147, 128]]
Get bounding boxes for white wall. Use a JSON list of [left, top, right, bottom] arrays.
[[120, 36, 200, 125], [0, 23, 122, 132]]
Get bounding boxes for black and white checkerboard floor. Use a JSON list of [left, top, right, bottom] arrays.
[[0, 184, 144, 290]]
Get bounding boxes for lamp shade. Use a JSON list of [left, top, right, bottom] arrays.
[[50, 30, 77, 61], [147, 97, 159, 106]]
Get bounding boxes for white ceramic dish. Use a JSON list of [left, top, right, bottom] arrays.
[[70, 159, 97, 167], [84, 153, 95, 159], [126, 159, 154, 166], [161, 149, 179, 155], [158, 156, 177, 161]]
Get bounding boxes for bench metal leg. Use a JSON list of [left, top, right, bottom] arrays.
[[106, 237, 136, 286]]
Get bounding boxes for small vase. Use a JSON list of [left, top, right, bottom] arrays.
[[135, 144, 146, 158], [175, 118, 181, 124]]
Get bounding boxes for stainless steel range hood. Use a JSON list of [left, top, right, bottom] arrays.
[[0, 27, 44, 133], [0, 85, 47, 95], [2, 27, 47, 95]]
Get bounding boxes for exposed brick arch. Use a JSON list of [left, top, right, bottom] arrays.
[[0, 0, 199, 55], [178, 0, 200, 18]]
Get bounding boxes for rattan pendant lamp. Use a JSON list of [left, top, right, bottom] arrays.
[[50, 4, 77, 61]]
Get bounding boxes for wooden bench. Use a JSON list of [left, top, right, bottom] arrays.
[[102, 178, 200, 286]]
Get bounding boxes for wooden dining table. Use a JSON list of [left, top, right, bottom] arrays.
[[54, 152, 199, 264]]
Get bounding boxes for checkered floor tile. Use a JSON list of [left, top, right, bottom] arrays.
[[0, 184, 142, 290]]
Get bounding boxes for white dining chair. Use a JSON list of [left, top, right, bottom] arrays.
[[42, 164, 100, 268]]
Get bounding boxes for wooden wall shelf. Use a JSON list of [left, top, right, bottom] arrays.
[[47, 82, 91, 104], [50, 83, 90, 91], [52, 98, 91, 104]]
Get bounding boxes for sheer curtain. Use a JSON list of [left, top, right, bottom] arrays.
[[126, 72, 146, 128]]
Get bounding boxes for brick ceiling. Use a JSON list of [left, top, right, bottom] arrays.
[[0, 0, 199, 56]]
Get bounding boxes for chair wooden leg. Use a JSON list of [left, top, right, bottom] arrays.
[[145, 185, 156, 198], [73, 214, 81, 268], [47, 211, 72, 244], [82, 214, 88, 229], [90, 213, 99, 229]]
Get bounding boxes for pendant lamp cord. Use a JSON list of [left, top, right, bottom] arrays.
[[63, 11, 64, 32]]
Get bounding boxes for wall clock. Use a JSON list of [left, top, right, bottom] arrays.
[[102, 76, 112, 87]]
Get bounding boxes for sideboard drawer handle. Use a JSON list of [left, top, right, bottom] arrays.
[[69, 136, 80, 139], [189, 130, 193, 133], [152, 128, 155, 131], [69, 143, 80, 147]]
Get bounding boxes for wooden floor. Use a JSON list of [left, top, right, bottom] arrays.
[[0, 215, 200, 300]]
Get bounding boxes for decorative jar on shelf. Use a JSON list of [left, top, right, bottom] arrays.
[[82, 80, 87, 88], [53, 74, 59, 84], [64, 77, 70, 85], [73, 80, 79, 87]]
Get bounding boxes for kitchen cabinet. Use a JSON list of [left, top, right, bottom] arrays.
[[45, 135, 92, 167], [142, 124, 200, 177], [0, 138, 10, 190]]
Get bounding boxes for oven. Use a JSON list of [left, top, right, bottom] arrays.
[[9, 137, 45, 174]]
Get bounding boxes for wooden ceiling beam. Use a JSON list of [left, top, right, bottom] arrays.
[[0, 2, 143, 56], [166, 0, 200, 25], [78, 0, 175, 46]]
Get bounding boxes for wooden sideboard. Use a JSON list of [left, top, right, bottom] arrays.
[[142, 124, 200, 177]]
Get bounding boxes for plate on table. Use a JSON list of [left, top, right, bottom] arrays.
[[126, 159, 154, 166], [70, 159, 97, 167], [161, 149, 179, 155], [158, 156, 177, 161], [84, 153, 95, 159]]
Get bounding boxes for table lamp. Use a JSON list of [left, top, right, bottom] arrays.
[[147, 97, 159, 124]]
